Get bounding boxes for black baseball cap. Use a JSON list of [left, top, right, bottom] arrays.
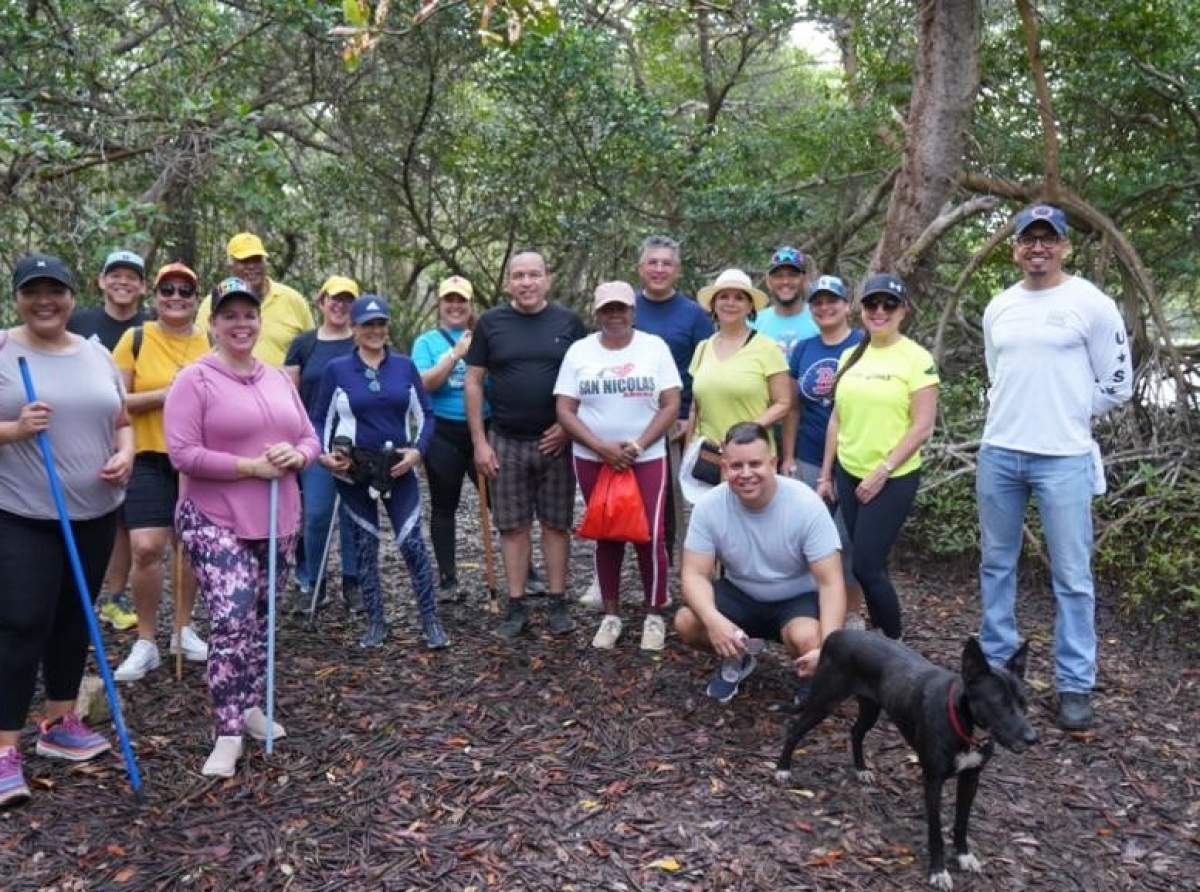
[[13, 254, 76, 292]]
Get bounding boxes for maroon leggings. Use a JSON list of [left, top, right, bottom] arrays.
[[573, 455, 670, 609]]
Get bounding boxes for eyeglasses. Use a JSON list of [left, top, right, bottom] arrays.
[[364, 367, 382, 393], [1016, 233, 1062, 247], [157, 284, 196, 298], [862, 296, 903, 312]]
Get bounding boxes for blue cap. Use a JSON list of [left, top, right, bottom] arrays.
[[1015, 204, 1068, 237], [102, 249, 146, 277], [861, 273, 907, 301], [807, 275, 848, 302], [351, 294, 390, 324]]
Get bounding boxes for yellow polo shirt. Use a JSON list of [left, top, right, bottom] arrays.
[[196, 278, 314, 367]]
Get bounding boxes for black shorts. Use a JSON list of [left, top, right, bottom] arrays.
[[123, 452, 179, 530], [713, 577, 819, 642]]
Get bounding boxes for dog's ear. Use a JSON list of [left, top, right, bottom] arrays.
[[962, 636, 990, 683], [1006, 641, 1030, 679]]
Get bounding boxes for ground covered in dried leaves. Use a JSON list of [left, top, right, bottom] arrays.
[[3, 497, 1198, 891]]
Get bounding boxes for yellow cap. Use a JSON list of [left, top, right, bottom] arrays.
[[320, 275, 360, 299], [227, 232, 268, 260], [438, 275, 474, 301]]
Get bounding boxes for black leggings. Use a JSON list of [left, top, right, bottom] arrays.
[[834, 464, 920, 640], [0, 508, 117, 730], [423, 417, 480, 586]]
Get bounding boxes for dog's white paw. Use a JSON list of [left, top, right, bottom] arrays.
[[773, 769, 792, 786], [928, 869, 953, 890], [855, 768, 876, 785], [955, 852, 982, 874]]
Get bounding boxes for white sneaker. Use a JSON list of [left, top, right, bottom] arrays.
[[243, 707, 287, 742], [640, 614, 667, 651], [201, 735, 243, 778], [114, 639, 161, 682], [170, 625, 208, 662], [591, 615, 623, 650], [578, 575, 603, 610], [844, 613, 867, 632]]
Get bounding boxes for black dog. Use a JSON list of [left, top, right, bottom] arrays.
[[774, 630, 1037, 890]]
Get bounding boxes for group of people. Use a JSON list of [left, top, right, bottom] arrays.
[[0, 203, 1132, 806]]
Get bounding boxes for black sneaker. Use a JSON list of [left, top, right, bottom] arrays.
[[1057, 692, 1093, 731], [544, 597, 576, 635], [495, 600, 529, 640], [422, 616, 451, 650], [343, 580, 365, 614], [291, 581, 328, 616], [359, 620, 388, 649], [793, 679, 814, 709], [437, 579, 465, 604]]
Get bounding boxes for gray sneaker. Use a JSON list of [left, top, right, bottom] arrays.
[[495, 600, 529, 640], [1057, 692, 1093, 731], [544, 598, 576, 635]]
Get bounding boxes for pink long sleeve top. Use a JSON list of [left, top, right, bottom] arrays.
[[164, 354, 320, 540]]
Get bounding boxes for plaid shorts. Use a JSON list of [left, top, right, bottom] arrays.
[[491, 431, 576, 532]]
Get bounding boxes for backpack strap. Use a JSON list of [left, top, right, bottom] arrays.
[[131, 325, 144, 361], [437, 328, 457, 350]]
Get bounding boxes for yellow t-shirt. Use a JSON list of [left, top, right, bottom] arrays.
[[689, 330, 788, 446], [196, 279, 314, 367], [834, 336, 939, 478], [113, 322, 211, 454]]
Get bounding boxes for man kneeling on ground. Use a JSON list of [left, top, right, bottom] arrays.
[[674, 421, 846, 704]]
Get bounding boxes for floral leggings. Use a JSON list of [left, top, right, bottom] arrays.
[[176, 500, 295, 736]]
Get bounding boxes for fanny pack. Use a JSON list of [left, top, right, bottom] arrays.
[[691, 439, 723, 486], [333, 436, 399, 499]]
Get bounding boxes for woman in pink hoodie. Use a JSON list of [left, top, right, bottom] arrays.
[[165, 277, 320, 778]]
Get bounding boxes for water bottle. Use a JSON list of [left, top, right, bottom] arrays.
[[720, 631, 765, 680]]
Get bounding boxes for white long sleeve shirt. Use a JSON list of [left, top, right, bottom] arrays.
[[982, 275, 1132, 456]]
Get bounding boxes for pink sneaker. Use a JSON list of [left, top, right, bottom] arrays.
[[0, 746, 31, 808], [36, 713, 112, 762]]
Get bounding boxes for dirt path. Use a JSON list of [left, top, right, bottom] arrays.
[[2, 492, 1196, 891]]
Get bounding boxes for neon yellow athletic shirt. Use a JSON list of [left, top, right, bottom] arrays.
[[835, 336, 938, 478]]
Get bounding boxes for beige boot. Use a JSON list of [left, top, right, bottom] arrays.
[[201, 736, 243, 778], [243, 707, 286, 742]]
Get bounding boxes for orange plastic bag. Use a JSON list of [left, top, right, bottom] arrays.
[[576, 466, 651, 544]]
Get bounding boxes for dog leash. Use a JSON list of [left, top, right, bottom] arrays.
[[946, 682, 984, 747]]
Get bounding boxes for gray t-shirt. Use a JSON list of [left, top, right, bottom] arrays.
[[0, 333, 126, 520], [684, 476, 841, 602]]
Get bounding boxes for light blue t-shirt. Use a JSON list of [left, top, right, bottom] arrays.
[[412, 327, 491, 422], [684, 476, 840, 601], [751, 305, 819, 363]]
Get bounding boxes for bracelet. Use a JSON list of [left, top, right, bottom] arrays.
[[629, 442, 644, 455], [881, 459, 896, 473], [816, 476, 829, 483]]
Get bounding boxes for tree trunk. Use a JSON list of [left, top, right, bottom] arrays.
[[873, 0, 983, 282]]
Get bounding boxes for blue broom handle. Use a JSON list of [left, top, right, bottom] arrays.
[[265, 477, 278, 754], [17, 356, 143, 795]]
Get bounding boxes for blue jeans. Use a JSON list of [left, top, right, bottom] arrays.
[[298, 463, 358, 591], [977, 445, 1095, 693]]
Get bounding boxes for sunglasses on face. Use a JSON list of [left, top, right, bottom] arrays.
[[1016, 232, 1062, 247], [862, 295, 903, 312], [158, 284, 196, 298], [364, 367, 382, 393]]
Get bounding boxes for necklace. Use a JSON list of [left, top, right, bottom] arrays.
[[152, 322, 203, 374]]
